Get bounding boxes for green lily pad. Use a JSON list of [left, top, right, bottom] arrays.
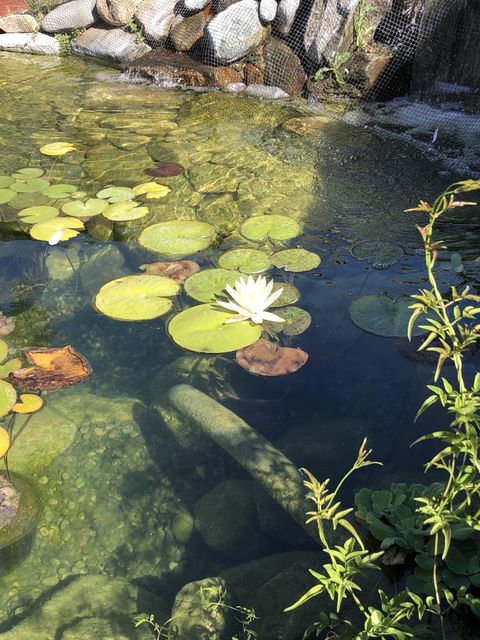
[[184, 268, 239, 303], [0, 380, 17, 417], [268, 307, 312, 335], [96, 186, 137, 203], [349, 294, 426, 337], [270, 282, 300, 307], [11, 178, 50, 194], [271, 248, 320, 272], [102, 202, 149, 221], [30, 217, 84, 243], [42, 184, 77, 199], [0, 176, 13, 188], [94, 274, 180, 321], [0, 339, 7, 363], [218, 248, 271, 274], [240, 215, 301, 242], [168, 303, 261, 353], [12, 168, 44, 179], [8, 193, 49, 209], [63, 198, 108, 217], [0, 189, 15, 205], [0, 358, 21, 379], [350, 240, 404, 270], [71, 191, 88, 199], [139, 221, 216, 255], [18, 206, 59, 224]]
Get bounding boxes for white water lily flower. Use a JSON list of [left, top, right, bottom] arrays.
[[216, 275, 285, 324], [48, 229, 63, 246]]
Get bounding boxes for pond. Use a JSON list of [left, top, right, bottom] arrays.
[[0, 52, 479, 639]]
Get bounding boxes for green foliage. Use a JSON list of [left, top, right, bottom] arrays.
[[354, 0, 375, 50], [125, 19, 146, 44], [55, 29, 85, 56], [314, 52, 352, 87], [26, 0, 55, 21]]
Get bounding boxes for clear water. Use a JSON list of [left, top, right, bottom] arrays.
[[1, 52, 479, 639]]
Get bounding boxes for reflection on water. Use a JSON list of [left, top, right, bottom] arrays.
[[0, 52, 479, 638]]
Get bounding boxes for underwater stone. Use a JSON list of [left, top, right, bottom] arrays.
[[41, 0, 97, 33], [0, 32, 60, 55], [167, 385, 315, 539], [0, 14, 38, 33], [196, 193, 241, 234], [79, 244, 128, 296], [187, 162, 241, 193]]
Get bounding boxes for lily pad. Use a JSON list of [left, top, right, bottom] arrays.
[[236, 339, 308, 376], [8, 193, 50, 209], [18, 206, 59, 224], [0, 189, 15, 205], [63, 198, 108, 217], [240, 215, 301, 242], [139, 260, 200, 284], [12, 168, 44, 179], [10, 345, 92, 391], [132, 182, 171, 199], [218, 248, 271, 274], [102, 202, 149, 221], [168, 303, 261, 353], [145, 162, 184, 178], [268, 306, 312, 335], [349, 294, 426, 337], [0, 380, 16, 417], [39, 142, 76, 156], [0, 426, 9, 458], [71, 191, 88, 199], [270, 282, 300, 307], [271, 248, 320, 272], [42, 184, 77, 199], [0, 358, 22, 379], [0, 340, 7, 363], [30, 217, 84, 243], [11, 178, 50, 194], [350, 240, 404, 270], [12, 393, 44, 414], [139, 221, 216, 256], [96, 186, 136, 203], [94, 274, 180, 321], [184, 268, 239, 303], [0, 176, 13, 188]]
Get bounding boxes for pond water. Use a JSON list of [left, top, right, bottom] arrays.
[[0, 52, 479, 639]]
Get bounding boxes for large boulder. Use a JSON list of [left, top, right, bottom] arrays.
[[184, 0, 210, 10], [0, 32, 60, 54], [41, 0, 97, 33], [264, 36, 306, 95], [135, 0, 177, 41], [273, 0, 300, 36], [96, 0, 143, 26], [71, 26, 151, 65], [204, 0, 270, 63], [0, 13, 38, 33], [259, 0, 277, 23], [170, 12, 206, 52], [304, 0, 359, 65]]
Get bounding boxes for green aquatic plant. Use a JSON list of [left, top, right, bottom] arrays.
[[349, 294, 427, 337], [55, 28, 85, 56], [354, 0, 376, 50], [314, 52, 352, 88], [350, 240, 404, 270]]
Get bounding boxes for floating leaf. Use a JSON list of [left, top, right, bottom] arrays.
[[9, 345, 92, 391], [349, 294, 426, 337], [102, 202, 149, 221], [71, 190, 88, 199], [0, 340, 7, 363], [0, 189, 15, 205], [96, 186, 136, 203], [12, 393, 44, 414], [268, 306, 312, 335], [449, 253, 464, 273], [240, 215, 301, 242], [168, 304, 261, 353], [184, 268, 239, 303], [0, 176, 13, 188], [139, 260, 200, 284], [63, 198, 108, 217], [270, 282, 300, 307], [42, 184, 77, 199], [8, 193, 50, 209], [271, 248, 320, 272], [11, 178, 50, 194], [139, 221, 216, 256], [350, 240, 404, 270], [218, 248, 271, 274], [236, 338, 308, 376], [132, 182, 171, 199], [145, 162, 184, 178], [0, 426, 10, 458], [12, 168, 44, 179], [0, 358, 22, 379], [39, 142, 76, 156], [0, 380, 16, 417], [95, 274, 179, 321], [0, 314, 15, 337], [30, 217, 84, 243], [18, 206, 59, 224]]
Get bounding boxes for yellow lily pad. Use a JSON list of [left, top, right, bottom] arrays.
[[30, 217, 84, 243], [0, 426, 10, 458], [39, 142, 76, 156], [102, 202, 149, 221], [132, 182, 172, 200], [12, 393, 44, 414], [0, 358, 22, 379], [0, 339, 7, 363], [0, 380, 17, 417]]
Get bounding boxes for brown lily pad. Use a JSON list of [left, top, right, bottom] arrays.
[[9, 345, 92, 391], [139, 260, 200, 284], [236, 339, 308, 377], [145, 162, 185, 178], [0, 313, 15, 338]]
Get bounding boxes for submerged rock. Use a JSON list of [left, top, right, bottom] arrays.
[[0, 32, 60, 55], [41, 0, 97, 33], [0, 14, 38, 33], [0, 475, 39, 552], [79, 243, 128, 296], [71, 26, 151, 65]]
